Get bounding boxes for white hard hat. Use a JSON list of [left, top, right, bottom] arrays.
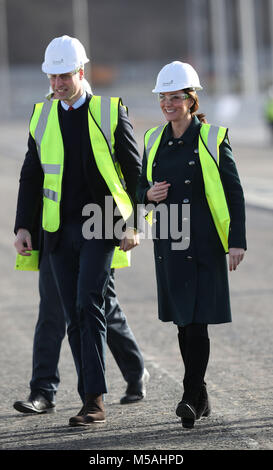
[[152, 61, 203, 93], [42, 35, 89, 74]]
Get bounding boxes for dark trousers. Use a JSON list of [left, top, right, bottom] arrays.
[[177, 323, 210, 406], [30, 224, 144, 402]]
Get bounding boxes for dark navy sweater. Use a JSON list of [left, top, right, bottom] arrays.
[[59, 100, 92, 224]]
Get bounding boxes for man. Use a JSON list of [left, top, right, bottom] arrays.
[[14, 35, 146, 426]]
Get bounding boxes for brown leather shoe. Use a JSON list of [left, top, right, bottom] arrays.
[[69, 394, 105, 426]]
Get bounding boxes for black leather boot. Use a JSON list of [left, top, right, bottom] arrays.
[[176, 400, 196, 429], [13, 393, 56, 414], [196, 383, 211, 420]]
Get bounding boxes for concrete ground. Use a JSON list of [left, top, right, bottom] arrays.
[[0, 114, 272, 462]]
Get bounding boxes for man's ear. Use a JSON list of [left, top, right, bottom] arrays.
[[79, 68, 84, 80]]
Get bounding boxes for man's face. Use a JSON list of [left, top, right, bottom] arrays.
[[48, 68, 84, 104]]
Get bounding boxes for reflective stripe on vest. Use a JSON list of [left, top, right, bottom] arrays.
[[145, 124, 167, 186], [199, 124, 230, 253], [30, 99, 64, 232], [144, 123, 230, 253], [29, 96, 131, 268], [88, 96, 130, 205]]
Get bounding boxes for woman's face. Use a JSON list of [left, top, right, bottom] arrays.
[[159, 90, 193, 123]]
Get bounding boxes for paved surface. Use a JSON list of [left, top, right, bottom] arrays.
[[0, 116, 272, 457]]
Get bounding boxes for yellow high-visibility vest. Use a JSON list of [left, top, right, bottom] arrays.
[[16, 96, 132, 271], [144, 122, 230, 253], [265, 98, 273, 122]]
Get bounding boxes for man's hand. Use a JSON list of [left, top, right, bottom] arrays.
[[229, 247, 245, 271], [119, 227, 140, 252], [14, 228, 32, 256]]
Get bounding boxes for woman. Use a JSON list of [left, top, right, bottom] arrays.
[[137, 61, 246, 429]]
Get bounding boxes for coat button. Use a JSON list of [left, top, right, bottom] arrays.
[[184, 179, 191, 184], [152, 162, 157, 167], [183, 198, 190, 203], [194, 148, 199, 154], [188, 160, 195, 166], [178, 140, 184, 145], [158, 255, 163, 261], [168, 140, 173, 146]]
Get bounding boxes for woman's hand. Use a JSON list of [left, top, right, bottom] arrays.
[[119, 227, 140, 252], [146, 181, 171, 203], [229, 248, 245, 271], [14, 228, 32, 256]]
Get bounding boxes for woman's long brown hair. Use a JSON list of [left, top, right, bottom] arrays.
[[185, 89, 207, 123]]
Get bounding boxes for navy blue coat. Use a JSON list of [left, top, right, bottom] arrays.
[[137, 117, 247, 327]]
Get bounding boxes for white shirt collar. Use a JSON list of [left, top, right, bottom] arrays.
[[61, 91, 87, 111]]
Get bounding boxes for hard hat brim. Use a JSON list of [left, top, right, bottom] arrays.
[[42, 59, 89, 75], [152, 84, 203, 93]]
